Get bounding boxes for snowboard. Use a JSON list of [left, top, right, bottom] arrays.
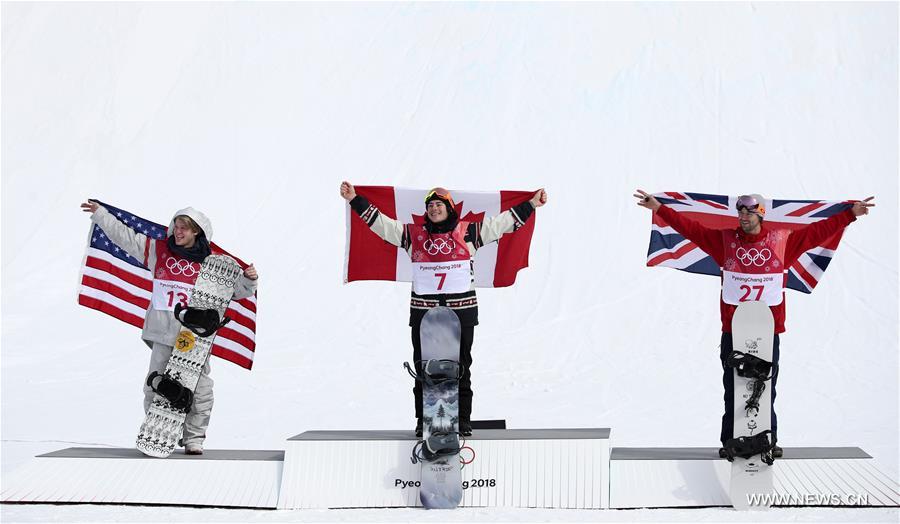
[[727, 300, 776, 510], [136, 254, 242, 458], [415, 306, 463, 509]]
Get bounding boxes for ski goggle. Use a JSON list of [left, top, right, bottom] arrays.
[[735, 195, 765, 216], [424, 187, 455, 208]]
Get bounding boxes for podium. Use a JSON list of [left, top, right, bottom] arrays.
[[3, 432, 897, 510], [0, 447, 283, 508], [609, 447, 900, 508], [277, 428, 611, 509]]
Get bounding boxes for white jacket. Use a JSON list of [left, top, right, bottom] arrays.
[[91, 205, 257, 347]]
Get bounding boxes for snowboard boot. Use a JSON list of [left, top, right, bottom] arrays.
[[459, 418, 472, 437], [773, 445, 783, 458], [184, 443, 203, 455], [415, 418, 423, 437]]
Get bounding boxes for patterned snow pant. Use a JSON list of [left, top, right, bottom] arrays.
[[143, 341, 214, 447]]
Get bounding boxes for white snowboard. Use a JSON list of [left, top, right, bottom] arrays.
[[729, 300, 775, 510], [136, 254, 242, 458]]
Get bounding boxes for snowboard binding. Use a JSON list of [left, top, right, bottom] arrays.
[[725, 350, 773, 380], [721, 430, 776, 465], [174, 303, 231, 338], [146, 371, 194, 413], [410, 431, 462, 464], [403, 359, 462, 386], [726, 350, 775, 416]]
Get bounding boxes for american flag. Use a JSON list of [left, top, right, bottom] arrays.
[[647, 192, 853, 293], [78, 200, 257, 370]]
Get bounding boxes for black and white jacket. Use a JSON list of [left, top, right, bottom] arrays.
[[350, 195, 534, 327]]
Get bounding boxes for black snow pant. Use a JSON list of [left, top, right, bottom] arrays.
[[411, 322, 475, 423], [720, 332, 780, 445]]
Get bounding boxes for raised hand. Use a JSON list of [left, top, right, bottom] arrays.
[[80, 200, 99, 214], [531, 188, 548, 208], [340, 181, 356, 201], [851, 196, 875, 217], [633, 189, 660, 211]]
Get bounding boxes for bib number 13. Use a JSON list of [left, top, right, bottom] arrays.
[[739, 285, 764, 302], [167, 291, 189, 308]]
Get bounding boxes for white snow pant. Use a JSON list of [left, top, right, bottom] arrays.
[[143, 341, 214, 447]]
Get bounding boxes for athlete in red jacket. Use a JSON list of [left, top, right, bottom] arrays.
[[634, 190, 874, 454]]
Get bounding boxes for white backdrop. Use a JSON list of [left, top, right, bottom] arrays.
[[2, 1, 897, 488]]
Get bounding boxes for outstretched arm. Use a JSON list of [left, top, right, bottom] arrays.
[[477, 189, 546, 246], [340, 181, 406, 248], [80, 199, 150, 265], [633, 189, 726, 265], [784, 196, 874, 265]]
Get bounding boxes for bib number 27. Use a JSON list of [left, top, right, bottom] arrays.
[[739, 285, 764, 302]]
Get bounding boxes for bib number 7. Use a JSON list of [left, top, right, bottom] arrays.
[[434, 272, 447, 291]]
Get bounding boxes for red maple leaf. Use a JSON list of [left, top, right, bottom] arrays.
[[459, 209, 485, 222]]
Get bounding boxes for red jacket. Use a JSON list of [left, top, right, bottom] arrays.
[[656, 205, 856, 333]]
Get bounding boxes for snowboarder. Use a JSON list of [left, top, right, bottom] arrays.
[[633, 191, 874, 455], [340, 182, 547, 436], [80, 200, 259, 455]]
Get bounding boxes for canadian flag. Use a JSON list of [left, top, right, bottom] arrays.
[[344, 186, 536, 287]]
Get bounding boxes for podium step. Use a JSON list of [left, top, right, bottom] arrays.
[[4, 439, 895, 511], [277, 428, 611, 509], [1, 447, 283, 508], [610, 447, 900, 508]]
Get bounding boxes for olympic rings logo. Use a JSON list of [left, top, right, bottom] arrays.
[[166, 257, 200, 277], [736, 248, 771, 267], [423, 238, 456, 256]]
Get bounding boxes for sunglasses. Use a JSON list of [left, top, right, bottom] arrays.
[[735, 195, 759, 210]]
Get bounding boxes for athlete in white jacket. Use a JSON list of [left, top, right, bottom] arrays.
[[81, 200, 258, 454]]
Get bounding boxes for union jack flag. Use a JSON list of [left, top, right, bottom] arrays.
[[78, 201, 257, 370], [647, 192, 853, 293]]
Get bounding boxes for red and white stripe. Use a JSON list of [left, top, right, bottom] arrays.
[[78, 249, 257, 370]]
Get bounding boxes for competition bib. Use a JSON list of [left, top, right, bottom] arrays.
[[148, 243, 203, 312], [151, 279, 194, 311], [412, 261, 470, 294], [721, 229, 788, 307], [722, 270, 784, 306]]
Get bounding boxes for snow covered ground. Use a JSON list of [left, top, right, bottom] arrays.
[[2, 2, 897, 522], [1, 502, 899, 523]]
